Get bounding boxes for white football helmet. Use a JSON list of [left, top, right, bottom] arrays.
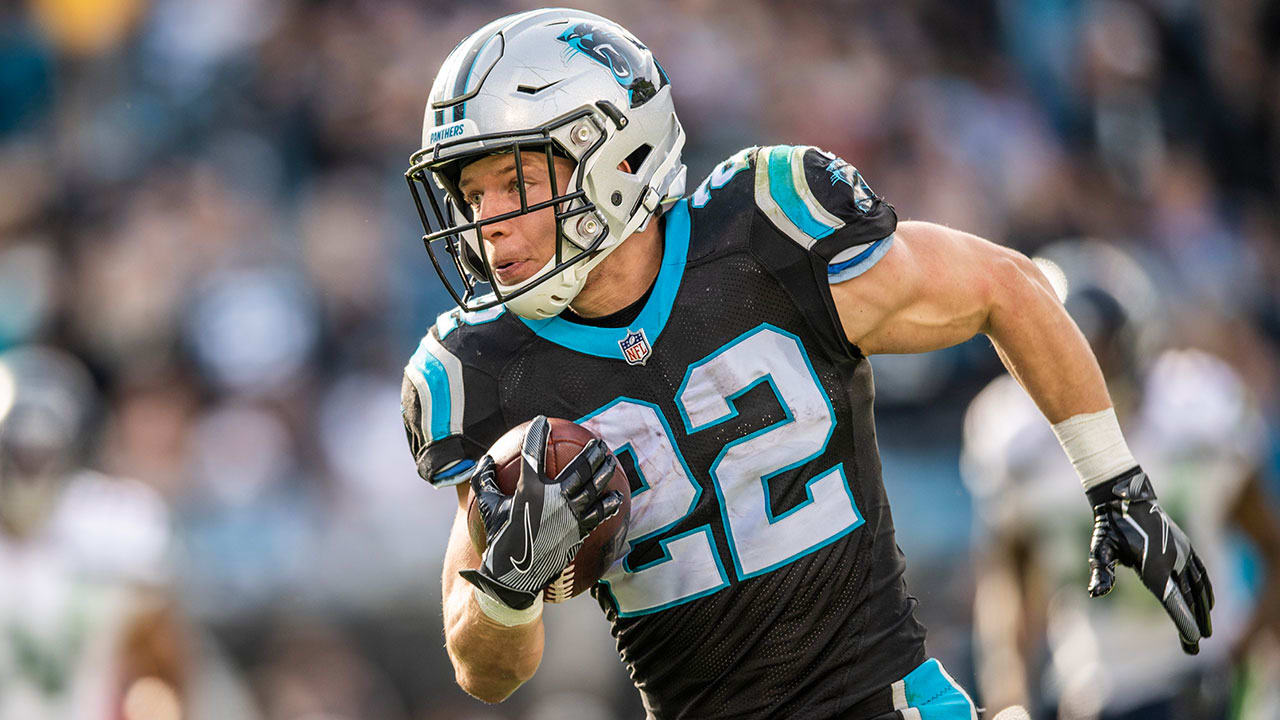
[[0, 345, 96, 538], [406, 8, 687, 319]]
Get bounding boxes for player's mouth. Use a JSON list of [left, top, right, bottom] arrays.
[[493, 259, 536, 286]]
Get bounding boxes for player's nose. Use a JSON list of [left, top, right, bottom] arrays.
[[475, 196, 520, 243]]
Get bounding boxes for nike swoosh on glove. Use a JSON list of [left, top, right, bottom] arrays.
[[460, 416, 623, 610], [1086, 467, 1215, 654]]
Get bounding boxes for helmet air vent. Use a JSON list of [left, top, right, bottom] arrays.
[[623, 144, 652, 175]]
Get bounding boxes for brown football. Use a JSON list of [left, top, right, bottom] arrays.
[[467, 417, 631, 603]]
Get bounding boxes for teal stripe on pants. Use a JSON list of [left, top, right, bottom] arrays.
[[903, 658, 977, 720]]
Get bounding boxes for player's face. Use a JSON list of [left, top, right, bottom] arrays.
[[458, 152, 577, 287], [0, 437, 66, 539]]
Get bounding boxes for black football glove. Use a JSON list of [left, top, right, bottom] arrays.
[[459, 416, 623, 611], [1086, 467, 1215, 654]]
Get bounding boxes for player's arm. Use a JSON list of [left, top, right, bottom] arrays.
[[1227, 470, 1280, 658], [442, 482, 545, 703], [115, 593, 188, 718], [831, 220, 1214, 654], [437, 417, 622, 703], [831, 220, 1108, 422], [971, 533, 1036, 714], [401, 331, 546, 701]]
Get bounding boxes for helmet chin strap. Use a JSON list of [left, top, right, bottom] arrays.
[[621, 125, 686, 239]]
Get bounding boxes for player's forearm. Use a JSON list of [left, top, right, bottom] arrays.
[[981, 250, 1112, 423], [1229, 473, 1280, 654], [972, 550, 1031, 712], [441, 509, 544, 702], [442, 575, 544, 702], [117, 596, 187, 719]]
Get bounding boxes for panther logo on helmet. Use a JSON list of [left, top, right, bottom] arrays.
[[556, 23, 668, 108]]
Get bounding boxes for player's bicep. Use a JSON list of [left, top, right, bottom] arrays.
[[832, 221, 1007, 355]]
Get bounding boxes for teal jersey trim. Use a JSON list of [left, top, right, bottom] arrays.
[[766, 145, 837, 241], [434, 458, 476, 482], [517, 199, 691, 359], [901, 659, 978, 720]]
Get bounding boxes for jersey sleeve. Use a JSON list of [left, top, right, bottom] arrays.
[[750, 145, 898, 282], [401, 322, 505, 487]]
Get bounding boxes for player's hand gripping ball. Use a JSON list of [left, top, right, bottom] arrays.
[[462, 416, 631, 607]]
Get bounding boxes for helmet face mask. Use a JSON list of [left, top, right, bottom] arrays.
[[406, 107, 611, 314], [406, 9, 687, 320], [0, 346, 95, 539]]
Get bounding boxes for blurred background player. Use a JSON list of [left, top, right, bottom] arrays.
[[961, 240, 1280, 720], [0, 345, 187, 720]]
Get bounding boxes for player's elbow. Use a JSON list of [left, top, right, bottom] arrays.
[[982, 247, 1057, 334], [447, 639, 540, 703], [1004, 247, 1056, 297], [454, 667, 529, 704]]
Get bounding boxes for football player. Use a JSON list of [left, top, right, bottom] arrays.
[[962, 241, 1280, 719], [400, 10, 1214, 718], [0, 345, 188, 720]]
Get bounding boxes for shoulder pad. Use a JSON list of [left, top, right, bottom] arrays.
[[54, 472, 172, 585], [754, 146, 864, 245], [759, 145, 896, 257], [403, 309, 514, 487], [694, 145, 897, 276], [432, 298, 507, 341], [961, 375, 1059, 496], [1139, 349, 1265, 458], [403, 327, 471, 485], [691, 146, 757, 210]]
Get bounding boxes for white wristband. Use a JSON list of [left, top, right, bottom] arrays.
[[473, 586, 543, 627], [1050, 408, 1138, 490]]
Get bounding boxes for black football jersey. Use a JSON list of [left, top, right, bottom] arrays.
[[402, 145, 927, 719]]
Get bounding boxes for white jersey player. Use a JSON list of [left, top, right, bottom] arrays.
[[0, 346, 186, 720], [962, 243, 1280, 719]]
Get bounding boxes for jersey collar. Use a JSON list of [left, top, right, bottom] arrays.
[[517, 199, 690, 360]]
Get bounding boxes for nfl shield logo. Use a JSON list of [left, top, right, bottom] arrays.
[[619, 328, 652, 366]]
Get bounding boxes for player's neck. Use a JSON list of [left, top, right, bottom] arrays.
[[569, 220, 664, 318]]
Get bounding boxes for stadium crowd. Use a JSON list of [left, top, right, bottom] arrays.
[[0, 0, 1277, 718]]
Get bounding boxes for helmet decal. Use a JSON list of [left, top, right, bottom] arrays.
[[556, 23, 668, 108]]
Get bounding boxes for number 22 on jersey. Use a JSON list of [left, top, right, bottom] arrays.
[[579, 323, 864, 616]]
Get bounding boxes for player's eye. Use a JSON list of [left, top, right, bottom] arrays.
[[464, 192, 482, 208]]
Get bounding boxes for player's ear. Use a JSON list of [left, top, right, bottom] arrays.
[[617, 159, 632, 173]]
